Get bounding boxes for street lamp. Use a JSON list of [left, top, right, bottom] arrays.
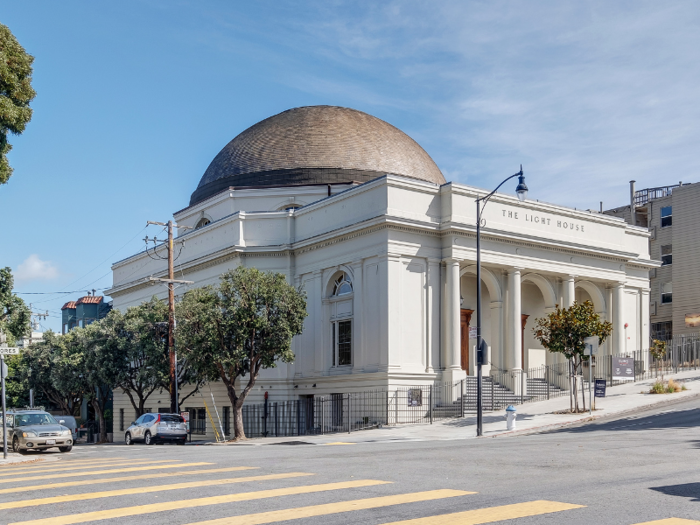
[[476, 165, 528, 437]]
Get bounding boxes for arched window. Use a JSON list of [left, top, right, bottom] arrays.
[[195, 217, 211, 229], [333, 273, 353, 296], [330, 271, 353, 367]]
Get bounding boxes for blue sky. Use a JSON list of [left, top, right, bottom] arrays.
[[2, 1, 699, 332]]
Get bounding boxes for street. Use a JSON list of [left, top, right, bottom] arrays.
[[1, 397, 699, 524]]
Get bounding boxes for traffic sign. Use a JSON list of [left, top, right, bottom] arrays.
[[0, 347, 19, 355]]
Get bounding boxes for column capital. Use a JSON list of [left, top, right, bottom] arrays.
[[508, 267, 524, 274]]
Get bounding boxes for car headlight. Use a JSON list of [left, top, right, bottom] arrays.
[[22, 431, 37, 438], [62, 430, 72, 436]]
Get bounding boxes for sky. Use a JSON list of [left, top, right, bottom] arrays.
[[2, 1, 699, 332]]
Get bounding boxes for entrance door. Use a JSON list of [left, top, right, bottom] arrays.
[[460, 309, 474, 372]]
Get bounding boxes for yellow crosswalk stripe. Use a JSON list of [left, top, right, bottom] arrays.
[[9, 479, 392, 525], [0, 466, 258, 494], [1, 462, 214, 484], [380, 500, 585, 524], [182, 489, 473, 525], [0, 472, 315, 510], [635, 518, 700, 525], [0, 459, 178, 476]]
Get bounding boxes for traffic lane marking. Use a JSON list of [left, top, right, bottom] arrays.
[[380, 500, 584, 524], [9, 479, 392, 525], [0, 466, 258, 494], [0, 462, 214, 484], [0, 472, 315, 509], [635, 518, 700, 525], [0, 459, 178, 476], [182, 489, 473, 525]]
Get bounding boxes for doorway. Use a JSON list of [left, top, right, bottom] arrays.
[[460, 309, 474, 372]]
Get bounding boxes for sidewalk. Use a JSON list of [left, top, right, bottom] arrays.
[[0, 452, 54, 466], [222, 369, 700, 446]]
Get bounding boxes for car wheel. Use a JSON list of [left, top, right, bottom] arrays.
[[59, 446, 72, 453], [176, 439, 186, 446], [125, 432, 133, 445], [12, 436, 23, 454], [144, 431, 154, 445]]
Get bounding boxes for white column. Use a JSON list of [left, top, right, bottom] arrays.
[[313, 271, 324, 375], [508, 268, 522, 371], [426, 259, 441, 373], [489, 301, 503, 371], [351, 261, 364, 373], [613, 283, 625, 355], [641, 289, 650, 350], [562, 276, 576, 307], [444, 259, 461, 376]]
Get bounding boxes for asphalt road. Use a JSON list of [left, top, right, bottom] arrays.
[[2, 397, 700, 525]]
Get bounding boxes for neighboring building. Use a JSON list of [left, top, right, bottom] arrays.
[[61, 295, 112, 334], [604, 181, 700, 339], [107, 106, 654, 440], [16, 331, 43, 349]]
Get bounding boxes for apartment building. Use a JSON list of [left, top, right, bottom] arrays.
[[605, 181, 700, 339]]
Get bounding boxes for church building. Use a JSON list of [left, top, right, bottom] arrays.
[[108, 106, 655, 436]]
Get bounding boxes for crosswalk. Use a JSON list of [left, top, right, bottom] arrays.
[[0, 456, 697, 525]]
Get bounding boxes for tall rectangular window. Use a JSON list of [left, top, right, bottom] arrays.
[[661, 245, 672, 265], [661, 206, 672, 227], [119, 409, 124, 431], [338, 320, 352, 365], [661, 282, 673, 304]]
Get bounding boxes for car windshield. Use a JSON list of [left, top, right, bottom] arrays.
[[15, 413, 58, 426]]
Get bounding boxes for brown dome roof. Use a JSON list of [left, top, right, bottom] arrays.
[[190, 106, 446, 205]]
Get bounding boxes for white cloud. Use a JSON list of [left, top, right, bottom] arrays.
[[14, 255, 60, 284]]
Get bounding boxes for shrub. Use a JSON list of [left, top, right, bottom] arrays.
[[650, 381, 665, 394]]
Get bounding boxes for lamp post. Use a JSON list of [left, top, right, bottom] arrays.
[[476, 166, 528, 437]]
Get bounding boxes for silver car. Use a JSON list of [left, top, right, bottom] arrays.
[[4, 410, 74, 453], [125, 413, 187, 445]]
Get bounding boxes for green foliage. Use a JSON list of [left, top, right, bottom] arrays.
[[650, 339, 667, 361], [0, 23, 36, 184], [650, 381, 665, 394], [533, 301, 612, 360], [4, 353, 29, 407], [176, 266, 307, 439], [20, 330, 85, 415], [0, 267, 31, 341]]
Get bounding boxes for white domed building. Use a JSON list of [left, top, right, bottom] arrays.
[[108, 106, 655, 439]]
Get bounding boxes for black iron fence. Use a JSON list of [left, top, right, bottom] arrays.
[[239, 336, 700, 438]]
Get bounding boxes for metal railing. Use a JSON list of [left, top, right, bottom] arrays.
[[240, 336, 700, 438], [634, 184, 680, 206]]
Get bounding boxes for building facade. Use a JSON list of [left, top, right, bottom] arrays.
[[61, 295, 112, 334], [108, 106, 655, 440], [605, 181, 700, 339]]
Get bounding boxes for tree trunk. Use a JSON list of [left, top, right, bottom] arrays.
[[233, 403, 246, 440], [91, 398, 108, 443], [580, 357, 586, 412], [568, 358, 573, 413]]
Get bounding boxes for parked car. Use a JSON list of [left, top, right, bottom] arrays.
[[52, 414, 78, 441], [3, 410, 74, 453], [125, 413, 187, 445]]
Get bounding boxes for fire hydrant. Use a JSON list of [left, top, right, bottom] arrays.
[[506, 405, 517, 431]]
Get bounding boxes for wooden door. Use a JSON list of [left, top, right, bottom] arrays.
[[460, 309, 474, 372]]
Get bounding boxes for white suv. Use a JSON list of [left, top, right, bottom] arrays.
[[125, 413, 187, 445]]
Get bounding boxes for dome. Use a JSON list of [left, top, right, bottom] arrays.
[[190, 106, 446, 205]]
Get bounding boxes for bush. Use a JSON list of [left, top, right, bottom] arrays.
[[649, 379, 687, 394]]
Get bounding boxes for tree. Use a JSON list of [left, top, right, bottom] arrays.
[[0, 23, 36, 185], [650, 339, 667, 380], [176, 267, 307, 440], [21, 330, 84, 416], [533, 301, 612, 413], [0, 267, 30, 341]]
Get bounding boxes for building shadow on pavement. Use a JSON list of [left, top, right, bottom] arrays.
[[544, 408, 700, 434], [649, 482, 700, 502]]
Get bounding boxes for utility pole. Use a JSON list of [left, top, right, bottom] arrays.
[[145, 221, 193, 414]]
